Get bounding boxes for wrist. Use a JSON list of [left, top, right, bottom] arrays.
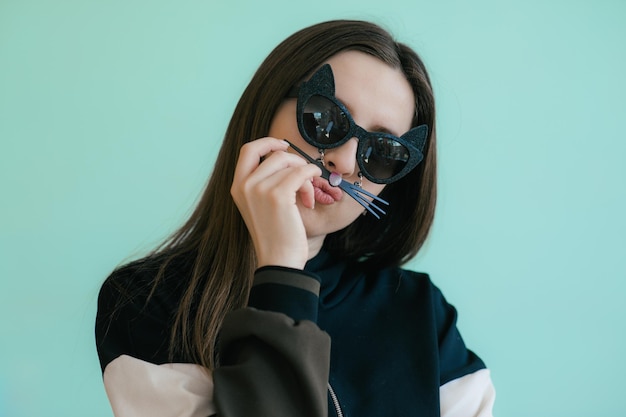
[[249, 266, 321, 322], [256, 248, 308, 270]]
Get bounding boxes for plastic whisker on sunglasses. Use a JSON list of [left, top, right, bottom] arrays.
[[286, 141, 389, 219]]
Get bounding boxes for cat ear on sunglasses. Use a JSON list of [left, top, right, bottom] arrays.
[[401, 124, 428, 153], [301, 64, 336, 97]]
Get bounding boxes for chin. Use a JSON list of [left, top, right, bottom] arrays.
[[300, 203, 362, 238]]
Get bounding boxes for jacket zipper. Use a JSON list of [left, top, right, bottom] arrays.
[[328, 383, 344, 417]]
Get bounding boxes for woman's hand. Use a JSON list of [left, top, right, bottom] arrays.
[[231, 137, 322, 269]]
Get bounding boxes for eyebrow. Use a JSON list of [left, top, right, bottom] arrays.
[[368, 124, 395, 135]]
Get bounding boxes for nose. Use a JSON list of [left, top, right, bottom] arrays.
[[324, 138, 358, 178]]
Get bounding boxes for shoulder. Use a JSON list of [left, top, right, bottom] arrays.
[[393, 267, 455, 311], [357, 263, 455, 327], [95, 252, 195, 370], [98, 253, 192, 314], [398, 268, 488, 383], [99, 258, 156, 299], [385, 266, 459, 330], [365, 263, 440, 302]]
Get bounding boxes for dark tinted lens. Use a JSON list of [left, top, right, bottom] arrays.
[[360, 136, 410, 180], [302, 95, 350, 145]]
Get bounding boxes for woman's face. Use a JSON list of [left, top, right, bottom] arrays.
[[268, 50, 416, 242]]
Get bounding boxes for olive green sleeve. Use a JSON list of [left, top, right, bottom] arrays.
[[213, 267, 330, 417]]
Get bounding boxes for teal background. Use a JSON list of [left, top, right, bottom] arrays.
[[1, 0, 624, 415]]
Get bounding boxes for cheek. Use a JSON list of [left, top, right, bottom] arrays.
[[267, 101, 299, 140], [268, 101, 320, 157]]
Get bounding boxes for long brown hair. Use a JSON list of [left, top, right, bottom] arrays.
[[143, 20, 437, 369]]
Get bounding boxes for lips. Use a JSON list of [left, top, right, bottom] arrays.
[[312, 177, 343, 204]]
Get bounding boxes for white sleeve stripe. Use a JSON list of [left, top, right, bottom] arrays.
[[103, 355, 216, 417], [440, 368, 496, 417]]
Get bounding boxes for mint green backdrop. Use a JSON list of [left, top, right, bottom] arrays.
[[1, 1, 624, 416]]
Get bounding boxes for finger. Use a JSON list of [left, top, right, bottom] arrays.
[[298, 177, 316, 209], [233, 138, 289, 182], [251, 162, 321, 201], [245, 150, 311, 186]]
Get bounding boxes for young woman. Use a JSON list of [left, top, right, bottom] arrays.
[[96, 19, 495, 417]]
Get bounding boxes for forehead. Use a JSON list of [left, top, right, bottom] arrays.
[[323, 51, 415, 136]]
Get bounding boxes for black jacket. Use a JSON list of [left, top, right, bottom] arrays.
[[96, 249, 494, 416]]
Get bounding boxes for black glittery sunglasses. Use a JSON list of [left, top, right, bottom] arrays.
[[289, 64, 428, 184]]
